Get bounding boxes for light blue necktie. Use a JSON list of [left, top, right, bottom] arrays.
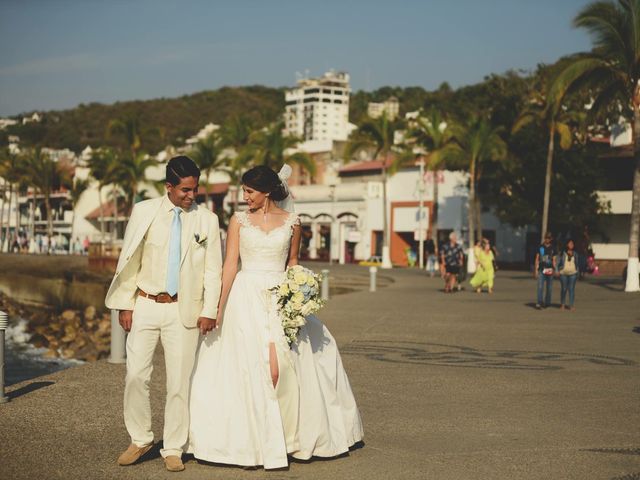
[[166, 207, 182, 296]]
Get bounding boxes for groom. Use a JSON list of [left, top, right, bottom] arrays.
[[105, 155, 222, 472]]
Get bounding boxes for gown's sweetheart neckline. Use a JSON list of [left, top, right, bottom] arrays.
[[239, 211, 296, 236]]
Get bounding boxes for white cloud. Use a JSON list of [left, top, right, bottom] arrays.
[[0, 53, 102, 76]]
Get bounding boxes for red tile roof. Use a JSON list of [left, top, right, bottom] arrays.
[[85, 201, 129, 220], [339, 155, 427, 173]]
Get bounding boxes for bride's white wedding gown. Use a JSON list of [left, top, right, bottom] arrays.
[[187, 211, 363, 469]]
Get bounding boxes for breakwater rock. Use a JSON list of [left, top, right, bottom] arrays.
[[1, 293, 111, 362]]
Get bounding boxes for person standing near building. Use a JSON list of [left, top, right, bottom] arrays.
[[534, 233, 557, 309], [425, 234, 437, 277], [558, 239, 579, 311], [440, 232, 464, 293]]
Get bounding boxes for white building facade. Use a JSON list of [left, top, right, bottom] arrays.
[[284, 71, 353, 142], [288, 161, 528, 267]]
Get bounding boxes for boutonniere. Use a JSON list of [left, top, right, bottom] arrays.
[[194, 233, 208, 247]]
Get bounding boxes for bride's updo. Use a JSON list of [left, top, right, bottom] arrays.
[[241, 165, 289, 201]]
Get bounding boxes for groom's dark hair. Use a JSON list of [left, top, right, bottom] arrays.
[[166, 156, 201, 186]]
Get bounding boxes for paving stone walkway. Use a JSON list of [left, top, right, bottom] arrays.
[[1, 265, 639, 480]]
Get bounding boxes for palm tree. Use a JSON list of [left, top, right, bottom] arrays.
[[189, 131, 227, 210], [67, 177, 89, 253], [87, 147, 119, 245], [111, 151, 156, 214], [107, 114, 142, 158], [554, 0, 640, 292], [512, 68, 577, 242], [22, 148, 67, 247], [407, 109, 455, 251], [445, 115, 507, 249], [250, 122, 315, 176], [346, 114, 404, 268], [0, 148, 16, 251], [221, 115, 255, 212]]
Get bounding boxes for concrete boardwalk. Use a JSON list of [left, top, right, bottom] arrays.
[[1, 266, 639, 480]]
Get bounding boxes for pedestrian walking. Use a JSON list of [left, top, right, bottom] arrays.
[[440, 232, 464, 293], [470, 239, 495, 293], [558, 239, 579, 311], [534, 232, 557, 309]]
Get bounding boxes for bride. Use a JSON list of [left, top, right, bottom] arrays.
[[188, 165, 363, 469]]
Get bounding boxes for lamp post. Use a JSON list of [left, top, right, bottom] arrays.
[[418, 158, 426, 269], [329, 184, 336, 265], [0, 310, 9, 403]]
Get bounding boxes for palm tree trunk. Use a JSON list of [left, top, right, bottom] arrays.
[[204, 168, 211, 211], [15, 188, 21, 245], [468, 159, 476, 250], [111, 186, 118, 249], [69, 211, 75, 254], [98, 185, 106, 246], [541, 125, 555, 242], [432, 169, 439, 255], [233, 182, 240, 213], [475, 192, 482, 242], [29, 192, 35, 240], [624, 106, 640, 292], [0, 179, 5, 251], [45, 193, 53, 254], [4, 184, 13, 252]]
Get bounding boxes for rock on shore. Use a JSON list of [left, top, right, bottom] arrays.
[[0, 293, 110, 361]]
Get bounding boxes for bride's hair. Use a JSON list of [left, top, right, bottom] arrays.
[[242, 166, 288, 201]]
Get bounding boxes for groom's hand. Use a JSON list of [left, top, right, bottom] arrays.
[[119, 310, 133, 332], [197, 316, 217, 335]]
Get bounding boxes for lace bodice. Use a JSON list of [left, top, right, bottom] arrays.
[[235, 211, 300, 272]]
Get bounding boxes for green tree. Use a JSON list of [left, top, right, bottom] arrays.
[[189, 131, 228, 210], [407, 108, 455, 249], [106, 114, 143, 158], [346, 114, 406, 268], [554, 0, 640, 291], [87, 147, 119, 244], [249, 122, 315, 176], [22, 148, 69, 246], [221, 115, 255, 212], [513, 66, 579, 242], [0, 148, 21, 251], [445, 115, 508, 248], [111, 151, 156, 214]]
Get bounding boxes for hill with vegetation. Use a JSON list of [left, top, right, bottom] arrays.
[[1, 86, 286, 154]]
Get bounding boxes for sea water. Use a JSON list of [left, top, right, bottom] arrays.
[[4, 319, 81, 386]]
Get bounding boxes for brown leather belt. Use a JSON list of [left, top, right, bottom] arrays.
[[138, 289, 178, 303]]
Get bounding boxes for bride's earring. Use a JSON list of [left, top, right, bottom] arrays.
[[263, 195, 269, 223]]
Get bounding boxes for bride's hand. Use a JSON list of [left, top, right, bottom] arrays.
[[197, 317, 217, 335]]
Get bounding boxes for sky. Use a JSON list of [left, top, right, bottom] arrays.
[[0, 0, 594, 116]]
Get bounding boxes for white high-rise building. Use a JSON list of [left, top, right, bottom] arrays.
[[284, 71, 352, 142]]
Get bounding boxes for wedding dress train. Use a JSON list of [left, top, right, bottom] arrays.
[[187, 211, 363, 469]]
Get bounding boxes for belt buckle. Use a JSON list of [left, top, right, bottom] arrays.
[[156, 293, 172, 303]]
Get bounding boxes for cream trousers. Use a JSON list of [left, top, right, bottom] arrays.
[[124, 296, 199, 458]]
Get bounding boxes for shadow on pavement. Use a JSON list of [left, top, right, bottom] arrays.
[[7, 381, 54, 400]]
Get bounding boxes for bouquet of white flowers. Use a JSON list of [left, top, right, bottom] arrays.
[[270, 265, 325, 347]]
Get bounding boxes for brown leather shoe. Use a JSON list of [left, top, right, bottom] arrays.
[[164, 455, 185, 472], [117, 443, 153, 466]]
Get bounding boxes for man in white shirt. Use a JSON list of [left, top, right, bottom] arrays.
[[105, 156, 222, 472]]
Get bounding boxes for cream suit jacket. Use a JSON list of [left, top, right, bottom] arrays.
[[104, 196, 223, 328]]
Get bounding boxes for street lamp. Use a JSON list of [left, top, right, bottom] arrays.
[[329, 184, 336, 265], [417, 158, 426, 269]]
